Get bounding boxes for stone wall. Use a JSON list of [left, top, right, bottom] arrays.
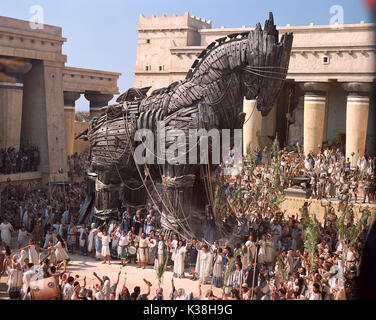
[[280, 196, 376, 223]]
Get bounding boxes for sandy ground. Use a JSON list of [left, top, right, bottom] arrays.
[[61, 254, 223, 299], [0, 251, 224, 300]]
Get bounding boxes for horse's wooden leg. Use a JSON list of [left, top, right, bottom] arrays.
[[160, 168, 197, 238], [94, 167, 121, 224]]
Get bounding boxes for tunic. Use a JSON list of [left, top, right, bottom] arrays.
[[137, 238, 149, 263], [118, 235, 129, 258], [101, 235, 111, 257]]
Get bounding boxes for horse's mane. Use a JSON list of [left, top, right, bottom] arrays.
[[185, 31, 250, 81]]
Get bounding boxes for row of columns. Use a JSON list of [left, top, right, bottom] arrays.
[[243, 81, 372, 166], [301, 82, 372, 166], [63, 92, 113, 155]]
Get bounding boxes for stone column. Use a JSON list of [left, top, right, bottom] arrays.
[[342, 82, 372, 166], [84, 93, 113, 118], [0, 62, 32, 150], [22, 60, 69, 183], [243, 98, 262, 156], [261, 103, 277, 137], [64, 92, 81, 156], [300, 82, 329, 155]]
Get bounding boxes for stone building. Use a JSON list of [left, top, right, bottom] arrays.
[[134, 12, 376, 165], [0, 16, 120, 185]]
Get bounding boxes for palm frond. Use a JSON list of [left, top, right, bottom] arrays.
[[223, 250, 240, 287], [303, 213, 319, 270], [156, 248, 170, 284]]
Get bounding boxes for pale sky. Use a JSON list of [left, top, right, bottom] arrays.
[[1, 0, 372, 111]]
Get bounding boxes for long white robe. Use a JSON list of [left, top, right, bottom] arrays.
[[54, 241, 69, 262], [199, 251, 211, 283], [0, 222, 13, 246], [28, 244, 39, 265], [170, 240, 178, 262], [173, 246, 187, 277]]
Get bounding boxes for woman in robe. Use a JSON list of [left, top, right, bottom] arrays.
[[54, 235, 69, 263], [17, 250, 27, 266], [204, 205, 216, 244], [43, 230, 53, 249], [198, 245, 211, 284], [154, 234, 165, 270], [212, 248, 224, 288], [173, 240, 187, 278], [17, 226, 29, 249], [169, 234, 178, 263], [110, 225, 120, 260], [47, 239, 57, 265], [265, 234, 274, 266], [258, 235, 267, 265], [7, 262, 23, 299], [187, 239, 198, 280], [16, 239, 47, 265], [147, 230, 156, 265], [0, 218, 15, 248], [230, 262, 245, 290]]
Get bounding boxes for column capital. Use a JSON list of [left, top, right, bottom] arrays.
[[1, 61, 32, 87], [342, 82, 372, 97], [299, 82, 330, 96], [85, 93, 113, 114], [84, 93, 113, 104], [63, 91, 81, 106]]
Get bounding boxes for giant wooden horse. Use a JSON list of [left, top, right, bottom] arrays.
[[78, 13, 293, 238]]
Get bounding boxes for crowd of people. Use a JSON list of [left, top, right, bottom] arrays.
[[0, 145, 375, 300], [67, 153, 88, 178], [0, 146, 40, 175], [247, 145, 376, 202]]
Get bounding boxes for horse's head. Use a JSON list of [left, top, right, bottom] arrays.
[[243, 12, 293, 116]]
